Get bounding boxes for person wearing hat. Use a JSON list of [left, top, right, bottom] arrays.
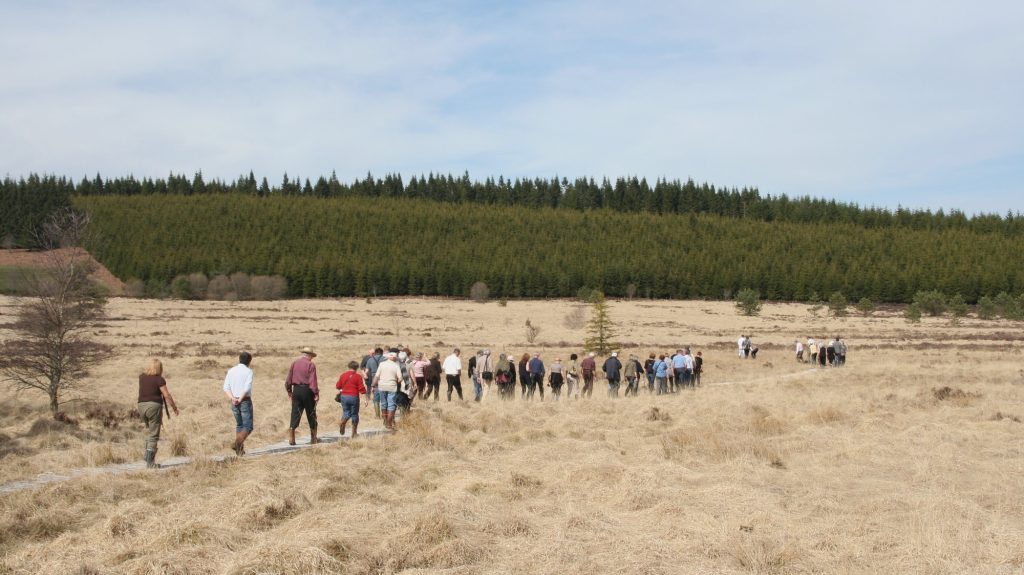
[[285, 346, 320, 445], [602, 351, 622, 398], [373, 351, 404, 429]]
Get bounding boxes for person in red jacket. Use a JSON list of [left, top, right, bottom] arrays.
[[335, 361, 368, 438]]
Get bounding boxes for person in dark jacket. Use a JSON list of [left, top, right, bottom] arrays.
[[518, 353, 531, 399], [603, 352, 622, 398], [528, 353, 545, 400]]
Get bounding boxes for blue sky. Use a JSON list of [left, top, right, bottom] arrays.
[[1, 0, 1021, 214]]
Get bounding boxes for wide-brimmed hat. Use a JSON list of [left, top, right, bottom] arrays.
[[300, 347, 317, 357]]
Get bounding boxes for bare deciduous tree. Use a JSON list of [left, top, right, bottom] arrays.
[[0, 209, 112, 418]]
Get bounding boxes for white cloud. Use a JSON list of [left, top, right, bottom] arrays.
[[0, 0, 1020, 213]]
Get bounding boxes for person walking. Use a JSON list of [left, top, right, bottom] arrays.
[[693, 351, 704, 387], [808, 339, 818, 365], [495, 353, 513, 399], [443, 348, 464, 401], [335, 361, 367, 438], [424, 352, 442, 401], [644, 353, 656, 394], [468, 350, 480, 402], [654, 354, 669, 395], [223, 352, 254, 456], [362, 347, 384, 419], [680, 348, 695, 390], [137, 358, 179, 469], [671, 349, 687, 393], [373, 351, 403, 430], [528, 353, 545, 400], [624, 354, 643, 397], [478, 349, 494, 401], [285, 347, 320, 446], [795, 340, 804, 363], [580, 352, 597, 398], [412, 352, 430, 400], [603, 352, 622, 398], [565, 353, 580, 399], [517, 353, 531, 399], [548, 357, 565, 401]]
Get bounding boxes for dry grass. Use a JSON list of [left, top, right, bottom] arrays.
[[0, 295, 1023, 573]]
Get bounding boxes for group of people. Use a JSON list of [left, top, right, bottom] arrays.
[[794, 337, 848, 366], [135, 344, 708, 469], [736, 335, 760, 359]]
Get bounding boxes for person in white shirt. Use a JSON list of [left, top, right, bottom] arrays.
[[442, 349, 463, 401], [737, 335, 745, 358], [223, 351, 254, 456], [372, 352, 403, 430]]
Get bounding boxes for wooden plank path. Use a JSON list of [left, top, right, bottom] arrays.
[[0, 428, 389, 495]]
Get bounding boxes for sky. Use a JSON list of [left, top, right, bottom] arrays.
[[1, 0, 1021, 215]]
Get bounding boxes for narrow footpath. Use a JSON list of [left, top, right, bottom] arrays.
[[0, 428, 388, 495]]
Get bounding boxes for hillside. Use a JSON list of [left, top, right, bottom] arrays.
[[0, 248, 125, 295], [74, 194, 1024, 302]]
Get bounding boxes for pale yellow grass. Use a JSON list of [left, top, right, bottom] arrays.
[[0, 296, 1022, 574]]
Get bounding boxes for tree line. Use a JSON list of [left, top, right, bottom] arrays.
[[4, 171, 1023, 248], [74, 194, 1024, 303]]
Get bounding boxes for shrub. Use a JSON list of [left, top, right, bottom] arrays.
[[469, 281, 489, 302], [576, 286, 600, 303], [735, 288, 762, 316], [123, 278, 145, 298], [948, 293, 968, 325], [977, 295, 997, 320], [856, 297, 876, 317], [904, 302, 922, 323], [525, 319, 541, 344], [229, 272, 252, 300], [913, 290, 947, 316], [994, 292, 1023, 320], [828, 291, 848, 318], [187, 272, 209, 299], [207, 275, 231, 300], [170, 275, 191, 299], [251, 275, 288, 300]]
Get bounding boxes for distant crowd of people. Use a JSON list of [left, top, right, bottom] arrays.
[[136, 336, 851, 469], [793, 337, 848, 367]]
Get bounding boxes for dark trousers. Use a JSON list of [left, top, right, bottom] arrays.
[[446, 374, 463, 400], [289, 384, 317, 430], [582, 373, 594, 397], [425, 378, 440, 400], [529, 373, 544, 399]]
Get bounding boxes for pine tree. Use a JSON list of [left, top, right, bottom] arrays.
[[584, 292, 618, 355]]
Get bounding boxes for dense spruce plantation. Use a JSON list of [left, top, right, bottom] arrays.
[[75, 194, 1024, 302], [4, 172, 1023, 249]]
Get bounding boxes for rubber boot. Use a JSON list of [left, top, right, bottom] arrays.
[[351, 421, 358, 438], [310, 426, 319, 444], [339, 419, 347, 437], [144, 449, 158, 469], [287, 428, 296, 446]]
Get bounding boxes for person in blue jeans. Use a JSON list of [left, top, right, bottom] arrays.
[[361, 348, 383, 420], [223, 351, 255, 456]]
